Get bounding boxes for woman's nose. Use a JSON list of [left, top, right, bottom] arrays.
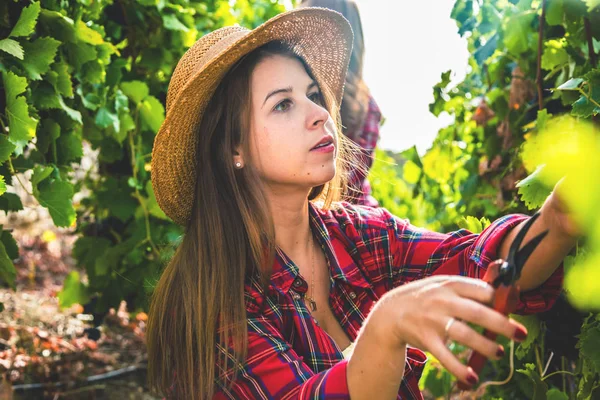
[[307, 100, 329, 129]]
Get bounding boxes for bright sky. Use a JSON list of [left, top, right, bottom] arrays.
[[358, 0, 470, 153]]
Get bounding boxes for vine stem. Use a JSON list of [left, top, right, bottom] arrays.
[[536, 0, 547, 111], [584, 18, 597, 68], [128, 109, 160, 260], [541, 370, 576, 381], [7, 158, 33, 197], [578, 87, 600, 110]]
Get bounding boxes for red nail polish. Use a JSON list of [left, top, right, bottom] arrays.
[[496, 346, 505, 357], [514, 326, 528, 341], [467, 372, 478, 385]]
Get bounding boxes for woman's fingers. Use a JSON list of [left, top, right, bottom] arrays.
[[445, 317, 504, 361], [451, 298, 527, 342], [444, 277, 496, 305], [428, 337, 479, 388]]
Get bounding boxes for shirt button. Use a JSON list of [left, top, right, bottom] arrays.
[[293, 278, 303, 287], [349, 292, 357, 299], [291, 292, 301, 300]]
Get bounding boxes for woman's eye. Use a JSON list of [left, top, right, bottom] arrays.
[[309, 92, 323, 105], [274, 99, 292, 112]]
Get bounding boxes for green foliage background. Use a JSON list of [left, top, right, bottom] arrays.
[[2, 0, 600, 398], [0, 0, 286, 312], [369, 0, 600, 398]]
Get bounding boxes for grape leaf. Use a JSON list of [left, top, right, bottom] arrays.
[[503, 11, 536, 56], [50, 62, 74, 98], [0, 135, 16, 164], [162, 14, 189, 31], [72, 237, 111, 276], [9, 2, 41, 38], [121, 81, 149, 104], [20, 37, 61, 80], [0, 39, 24, 59], [546, 388, 568, 400], [516, 363, 547, 400], [546, 0, 564, 25], [517, 165, 552, 210], [36, 118, 61, 154], [556, 78, 583, 90], [571, 86, 600, 117], [56, 131, 83, 164], [0, 230, 19, 260], [542, 40, 569, 70], [0, 193, 23, 213], [0, 176, 6, 197], [457, 216, 491, 234], [3, 71, 38, 156], [580, 326, 600, 371], [75, 20, 104, 45], [511, 314, 541, 359], [57, 271, 90, 308], [58, 96, 82, 124], [139, 95, 165, 132], [95, 107, 119, 132], [31, 166, 76, 227], [0, 241, 16, 290]]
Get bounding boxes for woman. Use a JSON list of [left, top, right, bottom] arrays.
[[300, 0, 380, 207], [146, 8, 576, 400]]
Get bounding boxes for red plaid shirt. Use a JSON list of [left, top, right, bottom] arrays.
[[214, 203, 563, 399]]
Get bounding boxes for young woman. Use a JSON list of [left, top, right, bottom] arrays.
[[146, 8, 576, 400], [300, 0, 381, 207]]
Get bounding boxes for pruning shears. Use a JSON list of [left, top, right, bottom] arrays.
[[457, 212, 548, 390]]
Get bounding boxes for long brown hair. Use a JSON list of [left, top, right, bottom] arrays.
[[300, 0, 370, 141], [146, 41, 351, 399]]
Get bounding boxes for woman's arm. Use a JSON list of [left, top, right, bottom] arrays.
[[501, 189, 578, 291]]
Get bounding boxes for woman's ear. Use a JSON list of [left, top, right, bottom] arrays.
[[233, 149, 244, 169]]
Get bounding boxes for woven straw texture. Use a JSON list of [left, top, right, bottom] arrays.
[[151, 8, 353, 225]]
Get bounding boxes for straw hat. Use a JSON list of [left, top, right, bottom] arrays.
[[150, 8, 353, 226]]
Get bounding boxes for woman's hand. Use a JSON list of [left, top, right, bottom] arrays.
[[542, 179, 582, 239], [368, 275, 528, 387]]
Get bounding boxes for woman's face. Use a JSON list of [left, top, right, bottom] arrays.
[[246, 54, 337, 193]]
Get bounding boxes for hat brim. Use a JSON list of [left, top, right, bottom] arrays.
[[151, 8, 353, 226]]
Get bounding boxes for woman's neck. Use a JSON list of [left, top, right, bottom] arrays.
[[267, 189, 313, 261]]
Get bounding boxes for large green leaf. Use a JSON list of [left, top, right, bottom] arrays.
[[0, 230, 19, 261], [0, 39, 24, 59], [0, 193, 23, 213], [20, 37, 61, 80], [31, 166, 76, 227], [503, 11, 536, 56], [74, 20, 104, 45], [121, 81, 150, 104], [0, 136, 16, 164], [2, 71, 38, 156], [139, 95, 165, 132], [9, 2, 41, 38], [516, 165, 552, 210]]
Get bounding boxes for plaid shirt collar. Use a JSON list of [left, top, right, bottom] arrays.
[[269, 202, 371, 294]]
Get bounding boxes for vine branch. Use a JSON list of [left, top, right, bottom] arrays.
[[536, 0, 547, 111], [584, 18, 597, 68]]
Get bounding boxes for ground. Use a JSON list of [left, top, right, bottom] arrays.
[[0, 192, 159, 400]]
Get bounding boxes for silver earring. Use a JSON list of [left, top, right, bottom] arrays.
[[235, 162, 242, 168]]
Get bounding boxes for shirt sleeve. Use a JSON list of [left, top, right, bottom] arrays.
[[213, 312, 350, 400], [385, 210, 563, 314]]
